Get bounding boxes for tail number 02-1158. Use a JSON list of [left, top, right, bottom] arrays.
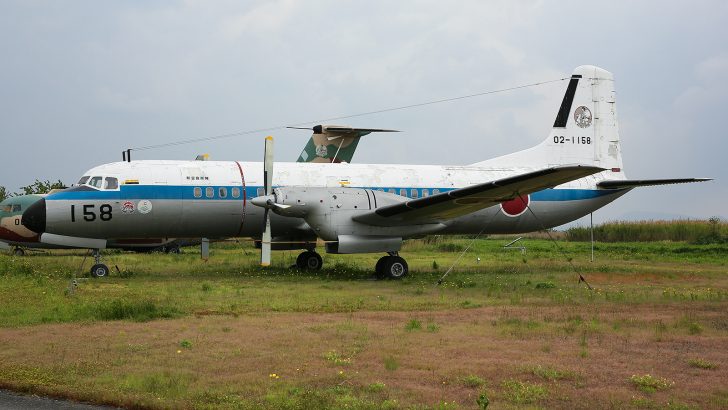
[[70, 204, 112, 222]]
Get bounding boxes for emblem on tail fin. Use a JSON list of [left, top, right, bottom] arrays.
[[574, 106, 592, 128]]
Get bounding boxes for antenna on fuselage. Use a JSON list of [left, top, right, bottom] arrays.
[[122, 149, 132, 162]]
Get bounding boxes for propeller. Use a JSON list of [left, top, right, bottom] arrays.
[[261, 136, 274, 267]]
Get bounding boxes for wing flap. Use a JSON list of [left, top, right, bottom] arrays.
[[598, 178, 712, 190], [354, 165, 604, 226]]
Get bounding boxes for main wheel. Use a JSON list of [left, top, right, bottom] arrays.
[[296, 251, 323, 270], [375, 256, 389, 279], [166, 246, 181, 254], [13, 248, 25, 257], [381, 256, 408, 279], [90, 263, 110, 278]]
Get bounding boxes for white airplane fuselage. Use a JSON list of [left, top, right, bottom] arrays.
[[34, 159, 628, 242]]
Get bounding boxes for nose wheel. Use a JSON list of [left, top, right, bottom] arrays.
[[375, 253, 408, 279], [296, 250, 323, 270], [89, 249, 110, 278]]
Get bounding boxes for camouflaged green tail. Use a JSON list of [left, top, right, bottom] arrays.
[[297, 135, 363, 163]]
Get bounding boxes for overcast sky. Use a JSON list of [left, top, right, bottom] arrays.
[[1, 0, 725, 225]]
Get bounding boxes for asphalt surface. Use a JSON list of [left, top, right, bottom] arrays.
[[0, 389, 118, 410]]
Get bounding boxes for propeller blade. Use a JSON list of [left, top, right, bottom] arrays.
[[264, 136, 274, 196], [261, 135, 274, 267], [261, 208, 271, 267]]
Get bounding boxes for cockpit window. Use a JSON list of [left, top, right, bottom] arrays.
[[12, 205, 21, 212], [104, 177, 119, 190], [1, 205, 11, 213], [77, 176, 90, 185], [89, 176, 103, 189]]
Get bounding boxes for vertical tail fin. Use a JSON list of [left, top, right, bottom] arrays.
[[478, 65, 624, 173]]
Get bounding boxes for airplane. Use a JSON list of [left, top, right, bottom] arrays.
[[20, 65, 710, 279], [2, 130, 382, 261]]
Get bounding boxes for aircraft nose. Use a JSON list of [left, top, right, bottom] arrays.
[[21, 198, 46, 234]]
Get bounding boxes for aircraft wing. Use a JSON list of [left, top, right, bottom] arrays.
[[597, 178, 712, 190], [353, 165, 604, 226]]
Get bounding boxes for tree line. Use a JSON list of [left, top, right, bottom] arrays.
[[0, 180, 66, 202]]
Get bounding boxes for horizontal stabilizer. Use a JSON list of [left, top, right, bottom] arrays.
[[288, 124, 399, 136], [598, 178, 712, 190], [354, 165, 604, 226]]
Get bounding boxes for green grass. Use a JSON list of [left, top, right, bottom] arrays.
[[566, 218, 727, 243], [501, 379, 548, 404], [4, 237, 725, 327], [383, 356, 399, 371], [688, 358, 717, 370], [0, 237, 726, 409], [629, 374, 674, 393], [404, 318, 422, 331], [461, 374, 486, 388]]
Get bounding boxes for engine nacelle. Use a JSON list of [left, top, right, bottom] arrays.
[[269, 187, 445, 253]]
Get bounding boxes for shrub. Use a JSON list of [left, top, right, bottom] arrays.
[[93, 299, 179, 322], [383, 356, 399, 371], [405, 318, 422, 331], [629, 374, 674, 393], [688, 358, 717, 369], [501, 379, 547, 404], [476, 391, 489, 409], [461, 374, 486, 388]]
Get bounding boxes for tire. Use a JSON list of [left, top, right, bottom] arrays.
[[382, 256, 408, 279], [90, 264, 110, 278], [167, 246, 181, 254], [375, 256, 389, 279], [297, 251, 323, 270], [13, 248, 25, 257]]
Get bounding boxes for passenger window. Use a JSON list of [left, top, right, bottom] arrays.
[[193, 187, 202, 198], [422, 189, 429, 197], [104, 177, 118, 190], [77, 176, 90, 185], [399, 188, 407, 197], [89, 176, 103, 188], [12, 205, 21, 212], [411, 189, 419, 199], [388, 188, 395, 194], [433, 189, 440, 195], [232, 187, 241, 198], [205, 187, 214, 198], [256, 187, 264, 197], [219, 187, 227, 198]]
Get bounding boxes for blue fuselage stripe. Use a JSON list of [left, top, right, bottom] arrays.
[[46, 185, 619, 202]]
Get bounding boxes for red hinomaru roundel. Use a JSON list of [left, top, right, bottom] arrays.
[[500, 194, 530, 217]]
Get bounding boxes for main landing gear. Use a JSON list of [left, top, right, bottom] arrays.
[[376, 252, 408, 280], [89, 249, 110, 278], [296, 250, 323, 270], [13, 247, 25, 257]]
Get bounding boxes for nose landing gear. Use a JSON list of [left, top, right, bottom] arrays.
[[89, 249, 110, 278], [375, 252, 408, 280]]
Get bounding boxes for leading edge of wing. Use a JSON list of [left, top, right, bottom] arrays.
[[353, 165, 604, 226]]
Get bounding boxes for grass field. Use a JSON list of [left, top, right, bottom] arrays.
[[0, 237, 727, 409]]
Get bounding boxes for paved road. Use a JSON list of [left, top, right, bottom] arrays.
[[0, 389, 118, 410]]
